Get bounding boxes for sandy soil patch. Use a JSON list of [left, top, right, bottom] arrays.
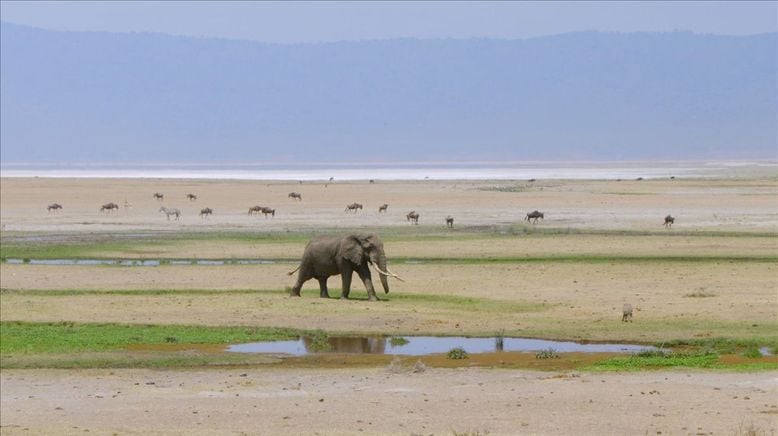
[[1, 368, 776, 435], [3, 261, 775, 341], [2, 177, 777, 233]]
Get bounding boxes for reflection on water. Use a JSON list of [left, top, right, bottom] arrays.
[[227, 336, 656, 356]]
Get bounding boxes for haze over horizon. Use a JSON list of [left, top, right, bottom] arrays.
[[1, 2, 776, 163]]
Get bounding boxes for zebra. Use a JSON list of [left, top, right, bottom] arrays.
[[159, 206, 181, 220]]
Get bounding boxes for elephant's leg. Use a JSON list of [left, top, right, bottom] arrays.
[[290, 268, 312, 297], [356, 266, 379, 302], [317, 277, 330, 299], [340, 269, 353, 300]]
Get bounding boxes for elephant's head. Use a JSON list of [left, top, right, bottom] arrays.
[[341, 233, 395, 294]]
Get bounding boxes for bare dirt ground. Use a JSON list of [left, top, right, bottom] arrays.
[[1, 175, 777, 435], [1, 177, 777, 233], [1, 368, 776, 435]]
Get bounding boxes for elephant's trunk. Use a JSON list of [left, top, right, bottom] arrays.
[[377, 254, 390, 294]]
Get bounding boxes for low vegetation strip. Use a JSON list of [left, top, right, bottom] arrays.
[[0, 322, 302, 354]]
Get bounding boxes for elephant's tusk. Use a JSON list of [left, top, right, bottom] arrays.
[[373, 264, 405, 282]]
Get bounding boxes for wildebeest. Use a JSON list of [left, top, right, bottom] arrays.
[[525, 210, 544, 223], [622, 303, 633, 322], [248, 205, 263, 215], [261, 207, 275, 218], [47, 203, 63, 212], [158, 206, 181, 220], [445, 216, 454, 228], [378, 204, 389, 213], [345, 203, 363, 213], [200, 207, 213, 218], [187, 194, 197, 201], [153, 192, 164, 201], [288, 192, 302, 201], [406, 211, 420, 225], [664, 215, 675, 228], [100, 202, 119, 212]]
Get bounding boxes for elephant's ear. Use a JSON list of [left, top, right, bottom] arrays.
[[341, 235, 365, 265]]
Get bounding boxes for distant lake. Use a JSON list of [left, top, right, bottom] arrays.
[[1, 161, 774, 181]]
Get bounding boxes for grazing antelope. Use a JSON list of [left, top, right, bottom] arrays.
[[158, 206, 181, 221], [378, 204, 388, 213], [187, 193, 197, 201], [153, 192, 164, 201], [445, 216, 454, 228], [248, 205, 263, 215], [622, 303, 633, 322], [406, 211, 419, 225], [288, 192, 302, 201], [261, 207, 275, 218], [664, 215, 675, 228], [200, 207, 213, 218], [47, 203, 63, 212], [525, 210, 544, 223], [100, 202, 119, 212], [345, 203, 363, 213]]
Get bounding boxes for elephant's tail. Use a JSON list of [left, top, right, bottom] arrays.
[[287, 265, 301, 276]]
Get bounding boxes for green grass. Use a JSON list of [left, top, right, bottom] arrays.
[[0, 321, 301, 354]]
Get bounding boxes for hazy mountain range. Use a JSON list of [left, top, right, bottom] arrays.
[[1, 22, 776, 163]]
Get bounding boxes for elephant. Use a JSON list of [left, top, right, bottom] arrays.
[[287, 233, 403, 301], [664, 215, 675, 228], [525, 210, 544, 223]]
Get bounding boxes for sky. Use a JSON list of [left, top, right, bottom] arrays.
[[1, 1, 776, 43]]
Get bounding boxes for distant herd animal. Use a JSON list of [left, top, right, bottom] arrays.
[[47, 186, 675, 231]]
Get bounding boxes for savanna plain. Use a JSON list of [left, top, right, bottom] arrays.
[[1, 173, 777, 435]]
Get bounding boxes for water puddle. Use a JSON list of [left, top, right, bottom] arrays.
[[4, 258, 277, 266], [227, 336, 656, 356]]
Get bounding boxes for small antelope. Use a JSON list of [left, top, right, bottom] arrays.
[[445, 216, 454, 228], [622, 303, 633, 322], [378, 204, 388, 213], [664, 215, 675, 228]]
